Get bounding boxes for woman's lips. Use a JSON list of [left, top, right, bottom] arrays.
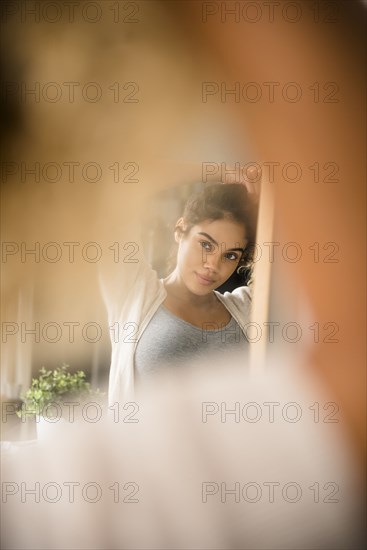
[[196, 272, 215, 285]]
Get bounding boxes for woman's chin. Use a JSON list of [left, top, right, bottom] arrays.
[[188, 278, 216, 296]]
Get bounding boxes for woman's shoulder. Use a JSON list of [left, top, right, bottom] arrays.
[[220, 285, 252, 304], [214, 285, 252, 324], [214, 285, 251, 325]]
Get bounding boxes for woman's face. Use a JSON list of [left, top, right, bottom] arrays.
[[175, 218, 247, 295]]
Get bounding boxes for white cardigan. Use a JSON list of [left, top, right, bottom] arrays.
[[99, 229, 252, 405]]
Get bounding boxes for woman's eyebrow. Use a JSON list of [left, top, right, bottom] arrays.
[[197, 232, 245, 252]]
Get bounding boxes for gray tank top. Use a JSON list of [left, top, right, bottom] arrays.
[[134, 304, 248, 380]]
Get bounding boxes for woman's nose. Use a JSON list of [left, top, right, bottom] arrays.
[[203, 251, 221, 272]]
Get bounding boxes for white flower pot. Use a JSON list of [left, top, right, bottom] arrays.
[[35, 414, 68, 442]]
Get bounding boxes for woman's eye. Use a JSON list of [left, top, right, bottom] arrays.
[[200, 241, 213, 252], [224, 253, 238, 261]]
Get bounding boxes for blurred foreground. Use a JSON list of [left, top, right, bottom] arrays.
[[1, 357, 365, 549]]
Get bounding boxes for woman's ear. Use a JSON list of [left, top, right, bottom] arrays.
[[174, 217, 186, 243]]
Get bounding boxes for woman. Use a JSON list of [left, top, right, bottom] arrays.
[[101, 182, 258, 403]]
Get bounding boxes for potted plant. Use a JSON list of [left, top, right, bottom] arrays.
[[17, 364, 104, 439]]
